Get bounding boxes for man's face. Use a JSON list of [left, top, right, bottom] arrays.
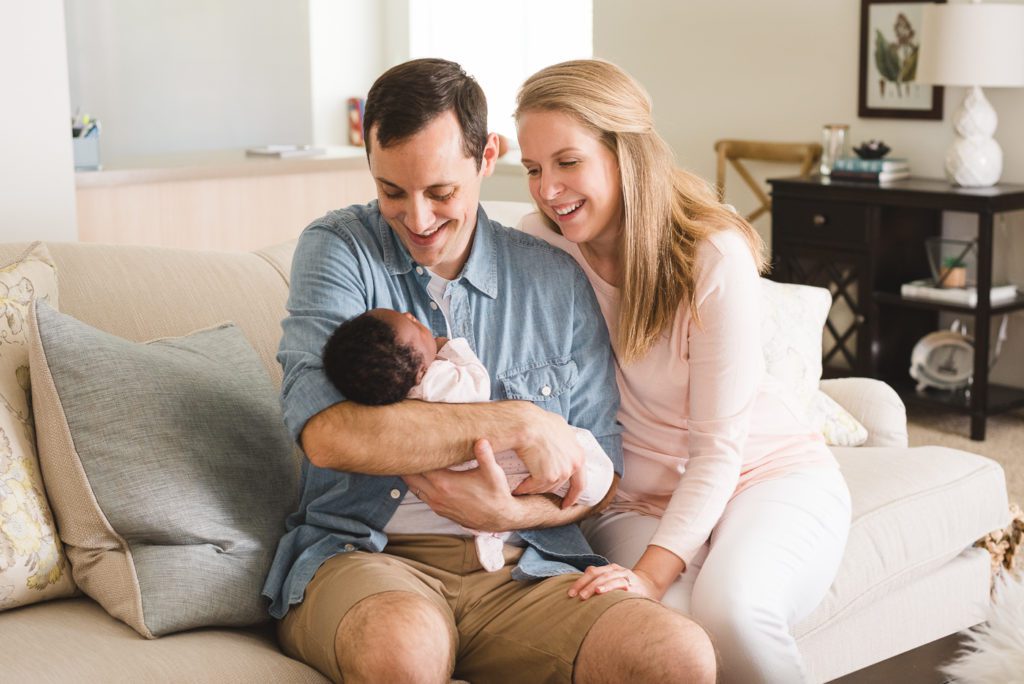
[[368, 111, 498, 280]]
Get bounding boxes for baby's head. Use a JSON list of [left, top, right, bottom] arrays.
[[322, 308, 439, 405]]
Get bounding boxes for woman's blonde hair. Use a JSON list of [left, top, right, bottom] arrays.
[[515, 59, 766, 363]]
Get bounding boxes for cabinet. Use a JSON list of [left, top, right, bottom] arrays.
[[769, 176, 1024, 440], [75, 147, 376, 252]]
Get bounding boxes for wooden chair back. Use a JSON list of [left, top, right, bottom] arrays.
[[714, 140, 822, 223]]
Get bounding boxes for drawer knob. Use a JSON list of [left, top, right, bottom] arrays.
[[812, 213, 828, 227]]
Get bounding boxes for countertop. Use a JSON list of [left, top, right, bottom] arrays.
[[76, 146, 527, 189]]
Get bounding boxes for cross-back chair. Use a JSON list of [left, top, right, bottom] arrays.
[[714, 140, 822, 223]]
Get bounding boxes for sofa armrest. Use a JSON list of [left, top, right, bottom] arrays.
[[819, 378, 908, 448]]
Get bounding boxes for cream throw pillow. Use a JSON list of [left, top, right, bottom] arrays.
[[760, 279, 868, 447], [0, 243, 75, 611]]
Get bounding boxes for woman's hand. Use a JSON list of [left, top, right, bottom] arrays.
[[567, 564, 664, 601], [568, 545, 686, 601]]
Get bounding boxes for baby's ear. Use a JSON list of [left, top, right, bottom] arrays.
[[415, 364, 428, 384]]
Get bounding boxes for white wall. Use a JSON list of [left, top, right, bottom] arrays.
[[64, 0, 314, 161], [594, 0, 1024, 386], [1, 1, 77, 242], [309, 0, 384, 146]]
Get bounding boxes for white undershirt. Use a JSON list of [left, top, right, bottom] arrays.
[[426, 272, 452, 337]]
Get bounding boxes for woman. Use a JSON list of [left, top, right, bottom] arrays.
[[515, 60, 851, 684]]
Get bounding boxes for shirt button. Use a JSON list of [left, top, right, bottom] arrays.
[[541, 385, 552, 397], [390, 488, 401, 499], [415, 266, 424, 275], [429, 301, 438, 311], [344, 544, 355, 552]]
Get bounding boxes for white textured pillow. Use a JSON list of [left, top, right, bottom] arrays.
[[0, 243, 76, 611], [760, 279, 868, 446]]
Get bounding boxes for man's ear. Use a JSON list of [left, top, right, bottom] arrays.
[[479, 132, 500, 178]]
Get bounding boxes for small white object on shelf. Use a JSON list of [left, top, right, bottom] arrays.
[[900, 278, 1018, 307], [245, 144, 325, 158]]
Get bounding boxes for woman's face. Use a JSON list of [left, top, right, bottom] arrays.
[[517, 109, 623, 248]]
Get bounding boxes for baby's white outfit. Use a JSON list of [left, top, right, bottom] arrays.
[[408, 338, 615, 571]]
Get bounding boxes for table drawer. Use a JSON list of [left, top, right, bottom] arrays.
[[773, 198, 869, 247]]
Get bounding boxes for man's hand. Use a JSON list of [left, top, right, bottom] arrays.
[[510, 405, 587, 508], [403, 439, 522, 532]]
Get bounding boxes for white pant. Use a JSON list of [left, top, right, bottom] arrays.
[[582, 466, 851, 684]]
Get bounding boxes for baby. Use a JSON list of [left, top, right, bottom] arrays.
[[322, 307, 614, 571]]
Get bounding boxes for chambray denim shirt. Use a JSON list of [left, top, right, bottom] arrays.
[[262, 202, 623, 619]]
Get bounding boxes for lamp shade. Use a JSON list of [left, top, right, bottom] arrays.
[[917, 3, 1024, 87]]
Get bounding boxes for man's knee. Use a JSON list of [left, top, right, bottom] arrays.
[[576, 599, 716, 684], [335, 591, 456, 684]]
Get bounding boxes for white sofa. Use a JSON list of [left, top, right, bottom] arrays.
[[0, 201, 1010, 683]]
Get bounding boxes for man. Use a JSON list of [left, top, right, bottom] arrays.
[[262, 58, 716, 683]]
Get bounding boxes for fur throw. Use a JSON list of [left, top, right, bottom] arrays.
[[940, 571, 1024, 684]]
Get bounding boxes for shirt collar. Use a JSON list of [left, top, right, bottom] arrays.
[[377, 203, 498, 300]]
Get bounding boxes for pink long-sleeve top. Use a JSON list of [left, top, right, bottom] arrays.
[[521, 214, 836, 564]]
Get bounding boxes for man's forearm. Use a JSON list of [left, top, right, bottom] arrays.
[[504, 475, 620, 531], [301, 399, 533, 474]]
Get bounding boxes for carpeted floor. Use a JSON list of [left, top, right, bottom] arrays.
[[906, 405, 1024, 505]]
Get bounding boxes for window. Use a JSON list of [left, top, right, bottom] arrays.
[[406, 0, 593, 142]]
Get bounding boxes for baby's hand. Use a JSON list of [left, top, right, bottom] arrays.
[[434, 337, 449, 351]]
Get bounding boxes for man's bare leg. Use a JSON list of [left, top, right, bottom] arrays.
[[574, 600, 717, 683], [334, 591, 456, 684]]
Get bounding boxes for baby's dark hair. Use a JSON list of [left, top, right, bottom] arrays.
[[322, 312, 425, 405]]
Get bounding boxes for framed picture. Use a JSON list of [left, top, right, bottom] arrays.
[[858, 0, 944, 119]]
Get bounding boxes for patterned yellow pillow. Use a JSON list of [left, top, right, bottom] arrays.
[[0, 243, 75, 610]]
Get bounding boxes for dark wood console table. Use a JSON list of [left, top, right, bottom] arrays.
[[768, 175, 1024, 440]]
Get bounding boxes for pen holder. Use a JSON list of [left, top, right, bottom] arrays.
[[73, 136, 101, 170]]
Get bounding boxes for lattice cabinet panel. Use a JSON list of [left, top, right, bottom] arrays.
[[772, 248, 870, 377]]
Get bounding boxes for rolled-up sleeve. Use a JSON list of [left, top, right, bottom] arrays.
[[278, 224, 369, 443]]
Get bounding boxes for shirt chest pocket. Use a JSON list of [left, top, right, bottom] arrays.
[[498, 359, 579, 411]]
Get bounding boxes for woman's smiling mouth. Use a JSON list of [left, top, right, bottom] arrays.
[[553, 200, 586, 219]]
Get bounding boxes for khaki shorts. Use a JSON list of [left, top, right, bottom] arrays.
[[278, 535, 641, 683]]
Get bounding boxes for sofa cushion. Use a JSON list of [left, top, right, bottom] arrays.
[[0, 597, 329, 683], [760, 279, 868, 446], [0, 243, 76, 611], [28, 303, 297, 637], [798, 445, 1009, 635]]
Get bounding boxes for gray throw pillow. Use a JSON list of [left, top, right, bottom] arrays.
[[28, 301, 297, 637]]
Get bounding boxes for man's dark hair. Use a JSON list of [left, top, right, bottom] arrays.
[[363, 58, 488, 169], [322, 312, 424, 406]]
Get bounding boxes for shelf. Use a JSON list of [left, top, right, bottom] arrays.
[[874, 291, 1024, 315], [891, 379, 1024, 415]]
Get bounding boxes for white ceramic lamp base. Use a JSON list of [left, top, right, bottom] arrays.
[[945, 86, 1002, 187]]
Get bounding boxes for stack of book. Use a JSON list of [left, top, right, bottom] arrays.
[[831, 157, 910, 183], [900, 279, 1019, 307], [245, 144, 326, 159]]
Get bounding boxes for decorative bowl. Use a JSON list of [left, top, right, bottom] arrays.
[[852, 140, 891, 159]]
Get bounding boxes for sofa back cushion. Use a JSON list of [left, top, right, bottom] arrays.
[[0, 242, 292, 389], [28, 303, 298, 637]]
